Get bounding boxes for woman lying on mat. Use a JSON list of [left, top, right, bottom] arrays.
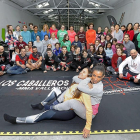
[[4, 64, 105, 138]]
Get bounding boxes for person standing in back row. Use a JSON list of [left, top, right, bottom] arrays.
[[67, 25, 76, 43], [57, 25, 68, 43], [86, 23, 96, 50], [49, 24, 58, 38], [41, 24, 50, 41], [77, 26, 86, 50], [21, 25, 31, 44], [31, 26, 41, 42]]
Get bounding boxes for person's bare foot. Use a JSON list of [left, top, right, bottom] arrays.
[[0, 71, 4, 76], [53, 68, 56, 72], [44, 70, 47, 73], [65, 67, 69, 71], [61, 67, 64, 71]]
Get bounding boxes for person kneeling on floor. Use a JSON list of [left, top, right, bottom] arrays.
[[119, 49, 140, 84], [26, 46, 42, 71], [42, 48, 60, 73], [0, 46, 10, 76], [7, 48, 28, 75]]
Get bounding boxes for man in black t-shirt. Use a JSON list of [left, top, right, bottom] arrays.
[[58, 46, 73, 71], [42, 48, 60, 73], [0, 46, 10, 76]]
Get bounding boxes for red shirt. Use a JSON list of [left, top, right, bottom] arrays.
[[29, 52, 42, 62], [49, 28, 58, 39], [111, 54, 126, 72], [77, 31, 86, 43], [124, 30, 134, 41], [67, 30, 76, 43], [16, 54, 28, 65], [16, 41, 27, 51]]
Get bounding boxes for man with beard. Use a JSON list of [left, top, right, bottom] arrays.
[[119, 49, 140, 84], [7, 48, 28, 75], [0, 46, 10, 75], [42, 48, 60, 73], [26, 46, 42, 71]]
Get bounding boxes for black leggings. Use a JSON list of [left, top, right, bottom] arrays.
[[16, 109, 76, 123]]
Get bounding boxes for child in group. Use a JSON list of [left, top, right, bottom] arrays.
[[11, 47, 20, 63], [100, 34, 105, 47], [95, 40, 101, 52], [107, 47, 126, 75], [81, 49, 96, 69], [115, 43, 128, 57], [70, 45, 76, 55], [43, 44, 52, 58], [112, 38, 117, 54], [94, 45, 106, 64], [87, 44, 96, 57], [5, 30, 17, 59], [71, 46, 82, 72], [53, 43, 62, 57], [104, 42, 113, 66]]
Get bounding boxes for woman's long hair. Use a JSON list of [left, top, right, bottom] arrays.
[[72, 67, 92, 99], [63, 34, 69, 43], [43, 24, 49, 34], [96, 45, 105, 55]]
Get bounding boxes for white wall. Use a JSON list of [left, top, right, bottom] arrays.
[[0, 0, 41, 40], [92, 0, 140, 30]]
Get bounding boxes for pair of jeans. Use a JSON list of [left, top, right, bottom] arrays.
[[7, 65, 26, 75]]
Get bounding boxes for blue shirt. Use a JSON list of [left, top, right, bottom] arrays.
[[21, 31, 31, 44], [53, 48, 62, 56], [71, 41, 82, 51], [31, 31, 41, 42], [41, 30, 50, 40]]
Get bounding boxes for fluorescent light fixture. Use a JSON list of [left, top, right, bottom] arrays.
[[89, 1, 100, 7], [43, 9, 53, 14], [84, 9, 94, 13], [36, 2, 49, 8], [48, 14, 55, 18]]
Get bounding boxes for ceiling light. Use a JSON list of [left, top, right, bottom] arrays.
[[48, 14, 55, 18], [43, 9, 53, 14], [36, 2, 49, 8], [84, 9, 94, 13], [89, 1, 100, 7]]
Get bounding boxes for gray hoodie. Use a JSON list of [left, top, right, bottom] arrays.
[[114, 29, 123, 42]]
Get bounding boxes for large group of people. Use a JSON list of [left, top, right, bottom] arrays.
[[0, 22, 140, 84], [1, 22, 140, 138]]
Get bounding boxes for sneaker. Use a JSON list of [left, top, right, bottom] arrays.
[[25, 68, 31, 72], [22, 70, 27, 74], [113, 72, 118, 75]]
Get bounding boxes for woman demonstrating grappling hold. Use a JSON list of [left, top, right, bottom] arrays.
[[4, 64, 105, 138]]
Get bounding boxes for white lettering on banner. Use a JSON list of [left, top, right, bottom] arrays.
[[1, 80, 17, 86], [104, 87, 140, 95], [0, 80, 70, 91]]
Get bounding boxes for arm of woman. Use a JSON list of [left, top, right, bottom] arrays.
[[81, 93, 93, 138], [78, 78, 103, 96], [72, 75, 83, 83]]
